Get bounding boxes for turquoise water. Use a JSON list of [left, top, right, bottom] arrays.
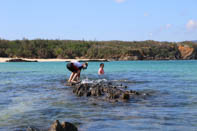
[[0, 61, 197, 131]]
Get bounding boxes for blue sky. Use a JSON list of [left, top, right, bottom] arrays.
[[0, 0, 197, 42]]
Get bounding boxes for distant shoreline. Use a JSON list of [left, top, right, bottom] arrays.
[[1, 39, 197, 61], [0, 57, 108, 63], [1, 57, 197, 63]]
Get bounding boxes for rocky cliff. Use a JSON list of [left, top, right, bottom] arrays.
[[178, 45, 196, 59]]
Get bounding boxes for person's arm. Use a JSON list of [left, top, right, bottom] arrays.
[[98, 68, 101, 75]]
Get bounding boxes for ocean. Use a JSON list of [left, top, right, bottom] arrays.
[[0, 61, 197, 131]]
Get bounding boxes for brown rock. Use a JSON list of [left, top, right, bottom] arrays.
[[71, 83, 141, 102], [49, 120, 78, 131], [61, 122, 78, 131], [121, 93, 130, 100], [49, 120, 63, 131]]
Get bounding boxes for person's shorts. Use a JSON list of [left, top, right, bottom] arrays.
[[67, 63, 78, 73]]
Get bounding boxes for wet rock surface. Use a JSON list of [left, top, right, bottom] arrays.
[[72, 83, 144, 102]]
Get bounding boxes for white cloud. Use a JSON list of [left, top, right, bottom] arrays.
[[186, 20, 197, 31], [114, 0, 126, 3]]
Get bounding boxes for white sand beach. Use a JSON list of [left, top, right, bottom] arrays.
[[0, 57, 108, 62]]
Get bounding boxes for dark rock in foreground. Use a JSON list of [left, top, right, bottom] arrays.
[[26, 120, 78, 131], [6, 58, 38, 62], [72, 83, 141, 102], [49, 120, 78, 131]]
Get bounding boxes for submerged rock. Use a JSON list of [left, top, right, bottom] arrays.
[[72, 83, 142, 102], [26, 127, 41, 131]]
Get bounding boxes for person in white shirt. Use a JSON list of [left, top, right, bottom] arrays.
[[66, 61, 88, 83]]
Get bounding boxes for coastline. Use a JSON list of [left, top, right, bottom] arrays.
[[0, 57, 108, 63], [1, 57, 197, 63]]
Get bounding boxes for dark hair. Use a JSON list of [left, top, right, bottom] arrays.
[[83, 62, 88, 70], [85, 62, 88, 67], [100, 63, 104, 67]]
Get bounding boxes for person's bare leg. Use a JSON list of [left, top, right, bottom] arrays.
[[77, 72, 80, 81], [71, 73, 78, 83], [68, 73, 75, 82]]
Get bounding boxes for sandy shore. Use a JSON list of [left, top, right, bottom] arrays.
[[0, 57, 108, 62]]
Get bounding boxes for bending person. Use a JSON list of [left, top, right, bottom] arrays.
[[66, 61, 88, 83]]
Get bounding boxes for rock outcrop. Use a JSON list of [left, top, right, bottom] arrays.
[[72, 83, 142, 102], [6, 58, 38, 62], [178, 45, 195, 59]]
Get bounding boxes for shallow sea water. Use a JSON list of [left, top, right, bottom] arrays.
[[0, 61, 197, 131]]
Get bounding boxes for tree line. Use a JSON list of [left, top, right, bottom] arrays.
[[0, 39, 196, 60]]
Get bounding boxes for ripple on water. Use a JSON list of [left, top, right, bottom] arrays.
[[1, 61, 197, 130]]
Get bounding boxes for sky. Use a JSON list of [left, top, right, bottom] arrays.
[[0, 0, 197, 42]]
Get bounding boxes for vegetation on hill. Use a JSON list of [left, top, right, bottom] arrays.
[[0, 39, 197, 60]]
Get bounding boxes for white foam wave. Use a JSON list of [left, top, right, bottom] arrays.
[[81, 78, 107, 84]]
